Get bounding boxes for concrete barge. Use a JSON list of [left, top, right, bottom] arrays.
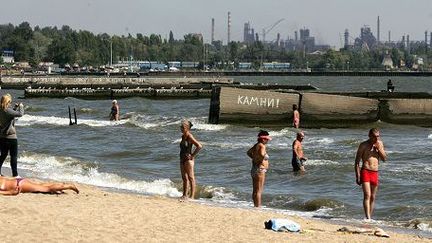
[[208, 87, 432, 127]]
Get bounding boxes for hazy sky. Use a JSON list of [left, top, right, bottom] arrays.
[[2, 0, 432, 48]]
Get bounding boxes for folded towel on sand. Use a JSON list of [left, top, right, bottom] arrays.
[[264, 218, 301, 232], [337, 226, 390, 238]]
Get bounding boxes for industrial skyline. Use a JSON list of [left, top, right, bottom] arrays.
[[1, 0, 431, 48]]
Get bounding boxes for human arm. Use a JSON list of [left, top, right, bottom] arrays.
[[7, 103, 24, 118], [373, 140, 387, 161], [354, 144, 362, 185], [0, 187, 20, 196], [188, 133, 202, 160], [247, 145, 254, 159]]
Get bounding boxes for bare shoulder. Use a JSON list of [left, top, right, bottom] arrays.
[[358, 141, 369, 150]]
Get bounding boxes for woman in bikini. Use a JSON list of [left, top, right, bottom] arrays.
[[0, 177, 79, 196], [179, 120, 202, 200], [247, 130, 271, 207]]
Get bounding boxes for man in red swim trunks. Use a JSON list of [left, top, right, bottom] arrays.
[[354, 128, 387, 220]]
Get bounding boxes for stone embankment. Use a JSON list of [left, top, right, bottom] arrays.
[[0, 76, 234, 89]]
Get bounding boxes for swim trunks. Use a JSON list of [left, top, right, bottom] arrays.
[[291, 157, 304, 172], [360, 168, 379, 186]]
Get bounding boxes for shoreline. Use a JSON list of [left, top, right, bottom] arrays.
[[0, 181, 429, 242]]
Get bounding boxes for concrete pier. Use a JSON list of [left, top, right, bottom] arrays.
[[301, 93, 379, 127], [0, 76, 235, 89], [380, 99, 432, 126], [209, 87, 299, 125], [208, 87, 432, 127], [24, 87, 212, 99]]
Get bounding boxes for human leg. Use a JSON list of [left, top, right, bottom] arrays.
[[184, 160, 195, 199], [19, 180, 78, 194], [0, 138, 10, 175], [8, 139, 18, 177], [252, 173, 264, 207], [369, 184, 378, 218], [362, 182, 372, 219], [180, 161, 188, 198]]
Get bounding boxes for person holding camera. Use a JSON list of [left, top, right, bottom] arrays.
[[0, 93, 24, 177]]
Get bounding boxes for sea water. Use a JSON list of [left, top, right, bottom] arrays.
[[2, 76, 432, 235]]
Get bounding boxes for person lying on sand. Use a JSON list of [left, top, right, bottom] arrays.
[[0, 176, 79, 196]]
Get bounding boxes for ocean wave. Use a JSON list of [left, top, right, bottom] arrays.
[[305, 137, 335, 145], [16, 153, 181, 197], [196, 185, 237, 201], [401, 218, 432, 232], [125, 114, 182, 129], [302, 198, 344, 211], [201, 141, 251, 149], [428, 134, 432, 139], [188, 117, 229, 131], [17, 114, 127, 127], [79, 107, 96, 113], [306, 159, 340, 166], [268, 128, 297, 138]]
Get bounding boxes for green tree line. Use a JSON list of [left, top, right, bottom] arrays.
[[1, 22, 431, 70]]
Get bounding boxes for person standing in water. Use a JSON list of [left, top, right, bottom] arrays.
[[0, 94, 24, 177], [355, 128, 387, 220], [292, 131, 307, 172], [179, 120, 202, 200], [109, 99, 120, 121], [247, 130, 271, 207], [292, 104, 300, 128]]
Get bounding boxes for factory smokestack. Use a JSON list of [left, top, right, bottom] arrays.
[[211, 18, 215, 43], [377, 16, 380, 43], [227, 12, 231, 44]]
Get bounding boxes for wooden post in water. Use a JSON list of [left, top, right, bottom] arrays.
[[69, 106, 77, 125]]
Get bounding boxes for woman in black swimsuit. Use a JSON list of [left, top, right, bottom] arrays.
[[179, 120, 202, 200], [109, 100, 120, 121]]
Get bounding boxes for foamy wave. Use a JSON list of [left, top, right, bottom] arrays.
[[268, 128, 297, 138], [306, 159, 340, 166], [188, 117, 228, 131], [203, 141, 250, 149], [127, 114, 179, 129], [17, 153, 181, 197], [193, 123, 228, 131], [417, 223, 432, 232], [17, 114, 127, 127], [199, 185, 237, 201], [428, 134, 432, 139], [306, 137, 334, 145]]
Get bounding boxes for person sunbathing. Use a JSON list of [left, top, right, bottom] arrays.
[[0, 176, 79, 195]]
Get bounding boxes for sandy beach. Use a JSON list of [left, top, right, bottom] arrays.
[[0, 182, 428, 243]]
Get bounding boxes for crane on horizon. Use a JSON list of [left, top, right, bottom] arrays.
[[262, 18, 285, 43]]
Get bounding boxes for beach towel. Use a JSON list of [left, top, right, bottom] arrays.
[[264, 218, 301, 232]]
